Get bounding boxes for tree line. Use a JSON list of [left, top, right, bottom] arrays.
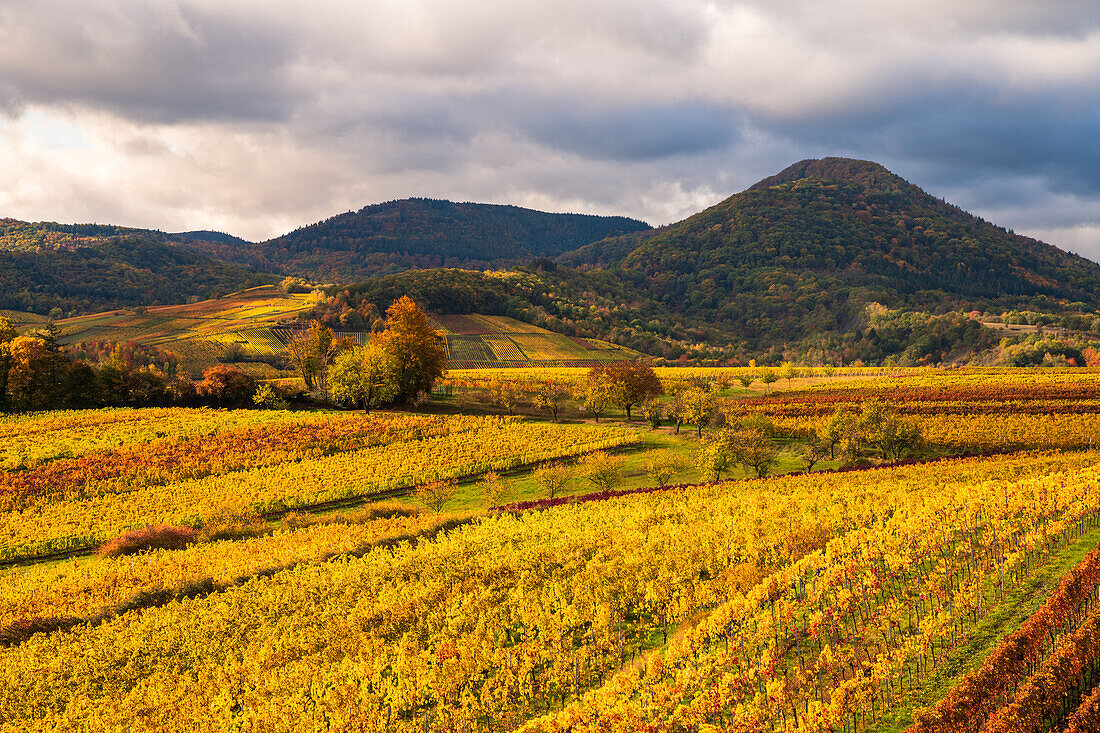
[[0, 318, 263, 412]]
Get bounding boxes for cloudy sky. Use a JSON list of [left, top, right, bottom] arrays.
[[1, 0, 1098, 260]]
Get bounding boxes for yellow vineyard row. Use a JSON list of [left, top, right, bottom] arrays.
[[1, 450, 1096, 731], [0, 417, 640, 560]]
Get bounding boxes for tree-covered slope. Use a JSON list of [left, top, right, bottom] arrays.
[[186, 198, 651, 280], [171, 230, 254, 248], [0, 224, 276, 315], [562, 158, 1100, 346]]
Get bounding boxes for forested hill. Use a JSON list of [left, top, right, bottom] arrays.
[[172, 230, 254, 248], [561, 157, 1100, 345], [0, 221, 275, 315], [183, 198, 651, 280]]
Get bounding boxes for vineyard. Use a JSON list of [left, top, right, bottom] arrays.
[[47, 286, 319, 375], [0, 409, 639, 562], [3, 370, 1100, 731], [434, 316, 641, 368], [43, 292, 641, 376]]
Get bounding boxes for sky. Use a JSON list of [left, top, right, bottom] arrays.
[[0, 0, 1098, 262]]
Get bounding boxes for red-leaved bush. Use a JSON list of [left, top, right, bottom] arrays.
[[95, 525, 197, 557]]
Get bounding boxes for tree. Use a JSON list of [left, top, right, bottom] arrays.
[[6, 333, 67, 411], [818, 407, 854, 459], [0, 317, 16, 344], [286, 320, 337, 392], [736, 373, 756, 390], [873, 415, 922, 461], [578, 372, 613, 422], [414, 479, 456, 513], [680, 387, 716, 437], [592, 361, 663, 421], [859, 401, 922, 460], [196, 365, 256, 407], [533, 379, 570, 421], [279, 276, 312, 294], [479, 472, 510, 508], [166, 375, 198, 406], [780, 361, 800, 388], [759, 369, 778, 395], [665, 396, 686, 434], [731, 427, 780, 478], [252, 383, 288, 410], [579, 451, 624, 492], [328, 343, 394, 412], [60, 360, 100, 409], [488, 378, 522, 415], [642, 399, 663, 429], [532, 462, 572, 499], [373, 296, 447, 405], [701, 425, 781, 480], [644, 455, 686, 487], [0, 317, 16, 412], [800, 439, 831, 473], [697, 432, 737, 482]]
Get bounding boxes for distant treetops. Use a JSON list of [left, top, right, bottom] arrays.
[[0, 317, 262, 413]]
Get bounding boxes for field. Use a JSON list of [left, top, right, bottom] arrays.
[[433, 314, 641, 368], [49, 285, 319, 376], [4, 368, 1100, 732], [0, 409, 639, 562], [41, 290, 640, 377]]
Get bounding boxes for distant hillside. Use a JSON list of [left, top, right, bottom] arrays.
[[0, 220, 276, 315], [319, 266, 1022, 366], [172, 230, 254, 247], [47, 285, 638, 377], [0, 219, 153, 251], [184, 198, 651, 280], [562, 157, 1100, 347], [6, 159, 1099, 366]]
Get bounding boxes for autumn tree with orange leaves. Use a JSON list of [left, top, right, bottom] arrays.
[[373, 296, 447, 405]]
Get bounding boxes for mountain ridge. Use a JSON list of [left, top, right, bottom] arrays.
[[182, 198, 652, 280], [3, 158, 1098, 367]]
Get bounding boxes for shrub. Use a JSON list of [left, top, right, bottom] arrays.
[[196, 364, 256, 407], [95, 525, 197, 557], [579, 451, 624, 492], [252, 383, 288, 410], [414, 479, 457, 513]]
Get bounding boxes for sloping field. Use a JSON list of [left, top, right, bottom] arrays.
[[56, 286, 317, 345], [0, 409, 641, 561], [47, 290, 638, 375], [432, 315, 640, 368], [0, 310, 49, 327], [46, 287, 317, 375]]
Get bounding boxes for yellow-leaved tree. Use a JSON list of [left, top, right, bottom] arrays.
[[373, 296, 447, 405]]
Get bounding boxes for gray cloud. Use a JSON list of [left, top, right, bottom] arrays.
[[0, 0, 307, 122], [511, 98, 744, 161], [0, 0, 1098, 264]]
